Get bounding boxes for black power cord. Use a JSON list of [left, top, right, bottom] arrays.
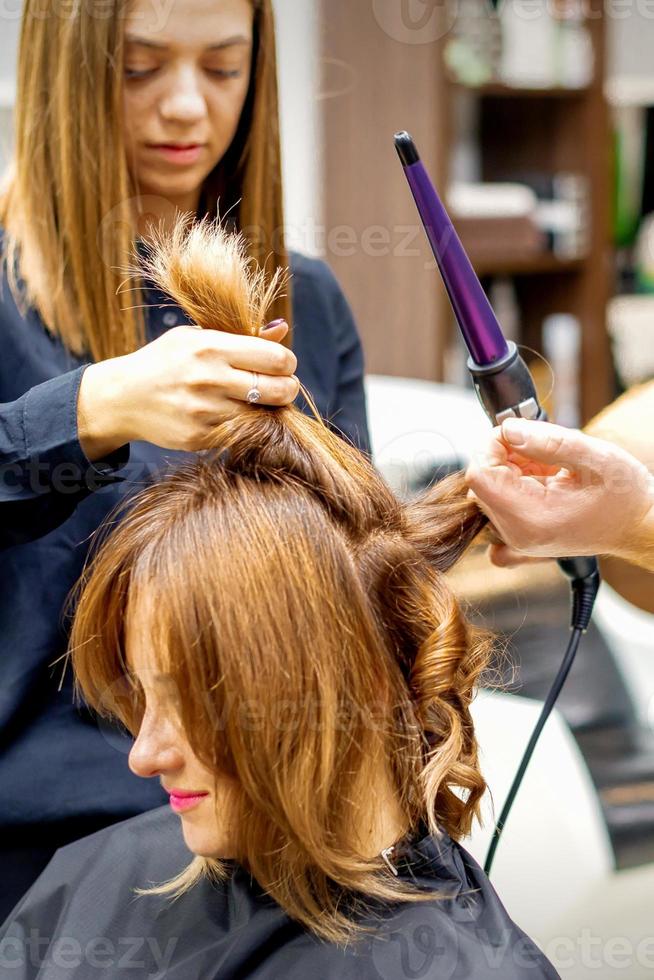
[[484, 561, 601, 876]]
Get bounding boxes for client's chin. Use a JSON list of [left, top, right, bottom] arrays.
[[177, 811, 237, 860]]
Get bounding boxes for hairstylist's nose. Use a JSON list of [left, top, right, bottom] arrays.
[[128, 714, 185, 779], [159, 66, 207, 123]]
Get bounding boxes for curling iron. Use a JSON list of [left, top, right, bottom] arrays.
[[394, 131, 600, 874]]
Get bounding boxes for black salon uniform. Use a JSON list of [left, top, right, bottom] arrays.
[[0, 805, 560, 979], [0, 228, 370, 917]]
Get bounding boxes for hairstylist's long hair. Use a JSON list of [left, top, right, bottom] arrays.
[[69, 216, 491, 946], [0, 0, 289, 361]]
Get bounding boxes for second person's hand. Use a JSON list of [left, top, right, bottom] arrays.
[[466, 418, 654, 571], [78, 320, 299, 460]]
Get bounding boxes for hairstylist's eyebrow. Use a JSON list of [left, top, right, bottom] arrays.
[[124, 34, 251, 52]]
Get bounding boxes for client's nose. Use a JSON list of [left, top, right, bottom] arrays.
[[128, 714, 185, 780]]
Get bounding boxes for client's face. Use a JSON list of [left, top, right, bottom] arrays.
[[125, 611, 238, 858]]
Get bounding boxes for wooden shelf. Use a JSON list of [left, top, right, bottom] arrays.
[[448, 80, 592, 99], [470, 253, 585, 277]]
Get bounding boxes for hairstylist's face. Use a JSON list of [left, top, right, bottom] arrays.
[[122, 0, 254, 213], [126, 609, 238, 859]]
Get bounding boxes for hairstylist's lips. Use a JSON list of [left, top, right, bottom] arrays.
[[167, 788, 210, 813], [146, 142, 207, 165]]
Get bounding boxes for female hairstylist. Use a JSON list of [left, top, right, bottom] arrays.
[[0, 0, 369, 919], [466, 383, 654, 571]]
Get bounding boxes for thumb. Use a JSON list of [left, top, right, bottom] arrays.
[[259, 319, 289, 343], [500, 419, 606, 478]]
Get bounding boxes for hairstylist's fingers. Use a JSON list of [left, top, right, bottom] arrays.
[[469, 497, 544, 567], [466, 458, 525, 511], [225, 334, 297, 377], [488, 542, 549, 569], [482, 425, 512, 466], [499, 419, 609, 479], [224, 367, 300, 407]]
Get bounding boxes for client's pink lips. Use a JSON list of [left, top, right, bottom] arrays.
[[167, 788, 209, 813]]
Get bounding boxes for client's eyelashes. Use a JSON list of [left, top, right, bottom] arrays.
[[124, 67, 243, 81]]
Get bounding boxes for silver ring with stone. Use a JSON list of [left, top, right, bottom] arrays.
[[246, 372, 262, 404]]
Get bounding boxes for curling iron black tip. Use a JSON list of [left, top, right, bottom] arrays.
[[394, 131, 419, 167]]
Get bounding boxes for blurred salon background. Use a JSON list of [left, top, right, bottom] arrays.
[[2, 1, 654, 975]]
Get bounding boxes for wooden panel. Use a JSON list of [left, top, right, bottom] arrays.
[[577, 8, 614, 422], [320, 0, 449, 380]]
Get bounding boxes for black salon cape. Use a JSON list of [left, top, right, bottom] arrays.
[[0, 806, 559, 979]]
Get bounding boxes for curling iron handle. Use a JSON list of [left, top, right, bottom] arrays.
[[468, 342, 600, 623], [467, 342, 543, 426]]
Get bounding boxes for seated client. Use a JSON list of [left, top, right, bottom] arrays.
[[0, 218, 559, 979]]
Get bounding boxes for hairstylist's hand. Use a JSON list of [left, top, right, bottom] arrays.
[[466, 418, 654, 571], [78, 320, 299, 459]]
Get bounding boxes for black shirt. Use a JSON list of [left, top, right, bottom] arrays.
[[0, 804, 560, 979], [0, 231, 370, 845]]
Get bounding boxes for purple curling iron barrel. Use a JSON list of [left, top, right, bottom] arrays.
[[394, 131, 542, 425], [395, 131, 600, 876], [394, 130, 599, 620]]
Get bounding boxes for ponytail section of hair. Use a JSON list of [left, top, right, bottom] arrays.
[[131, 212, 289, 334]]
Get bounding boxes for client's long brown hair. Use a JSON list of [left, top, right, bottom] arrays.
[[69, 217, 490, 946]]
